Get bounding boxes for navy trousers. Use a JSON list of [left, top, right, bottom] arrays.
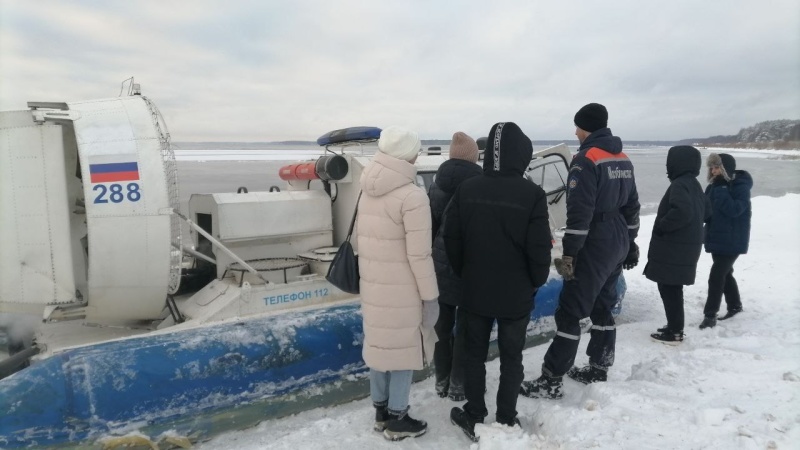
[[543, 239, 625, 377]]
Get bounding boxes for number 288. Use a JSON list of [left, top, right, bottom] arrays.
[[93, 183, 141, 204]]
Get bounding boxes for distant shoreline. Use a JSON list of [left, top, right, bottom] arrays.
[[173, 141, 800, 152]]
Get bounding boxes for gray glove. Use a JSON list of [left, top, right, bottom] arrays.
[[554, 256, 576, 281], [422, 300, 439, 329]]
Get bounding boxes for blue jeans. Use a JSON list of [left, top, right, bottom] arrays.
[[370, 369, 413, 414]]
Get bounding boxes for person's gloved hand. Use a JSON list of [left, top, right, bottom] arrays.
[[623, 242, 639, 270], [422, 300, 439, 329], [712, 176, 728, 187], [554, 256, 576, 281]]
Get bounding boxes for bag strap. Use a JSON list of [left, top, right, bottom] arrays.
[[345, 191, 362, 242]]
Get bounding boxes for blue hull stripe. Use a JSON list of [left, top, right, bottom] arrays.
[[0, 276, 625, 447]]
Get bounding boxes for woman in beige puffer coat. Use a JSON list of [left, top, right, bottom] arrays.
[[357, 126, 439, 441]]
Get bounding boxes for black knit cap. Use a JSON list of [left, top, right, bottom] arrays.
[[574, 103, 608, 133]]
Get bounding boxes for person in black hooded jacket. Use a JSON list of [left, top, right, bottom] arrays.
[[521, 103, 640, 400], [429, 132, 482, 401], [644, 146, 709, 344], [699, 153, 753, 329], [445, 122, 551, 439]]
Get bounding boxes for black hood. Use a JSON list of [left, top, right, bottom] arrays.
[[666, 145, 701, 181], [435, 158, 482, 194], [732, 170, 754, 189], [720, 153, 736, 176], [482, 122, 533, 176], [579, 128, 622, 154]]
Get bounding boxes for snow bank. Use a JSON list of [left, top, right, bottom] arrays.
[[196, 194, 800, 450]]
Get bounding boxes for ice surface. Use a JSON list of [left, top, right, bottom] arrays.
[[189, 194, 800, 450]]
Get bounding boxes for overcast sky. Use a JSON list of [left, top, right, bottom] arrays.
[[1, 1, 798, 142]]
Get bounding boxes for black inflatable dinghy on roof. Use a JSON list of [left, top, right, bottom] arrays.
[[317, 126, 382, 146]]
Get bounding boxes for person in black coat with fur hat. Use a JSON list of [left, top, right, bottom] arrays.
[[644, 146, 710, 343], [445, 122, 551, 439], [429, 132, 482, 402], [699, 153, 753, 329]]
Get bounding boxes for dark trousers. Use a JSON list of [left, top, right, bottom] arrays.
[[704, 254, 741, 316], [657, 283, 684, 331], [433, 302, 467, 390], [463, 309, 529, 424], [543, 261, 622, 377]]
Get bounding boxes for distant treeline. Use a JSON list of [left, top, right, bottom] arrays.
[[677, 120, 800, 149], [174, 120, 800, 151], [174, 139, 680, 150]]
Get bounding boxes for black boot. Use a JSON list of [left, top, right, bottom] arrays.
[[519, 374, 563, 399], [435, 378, 449, 398], [496, 415, 521, 428], [450, 407, 482, 442], [699, 316, 717, 329], [657, 325, 669, 333], [651, 330, 684, 345], [719, 307, 743, 320], [383, 410, 427, 441], [447, 381, 465, 402], [373, 404, 389, 432], [567, 365, 607, 384]]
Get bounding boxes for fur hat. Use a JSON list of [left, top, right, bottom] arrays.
[[448, 132, 479, 163], [378, 126, 421, 162], [707, 152, 737, 182], [574, 103, 608, 133]]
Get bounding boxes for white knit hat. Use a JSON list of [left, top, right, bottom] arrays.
[[378, 126, 421, 162]]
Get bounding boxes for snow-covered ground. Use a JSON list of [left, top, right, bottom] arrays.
[[196, 193, 800, 450]]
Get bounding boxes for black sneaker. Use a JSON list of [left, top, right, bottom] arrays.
[[435, 379, 449, 398], [567, 365, 607, 384], [447, 382, 465, 402], [651, 330, 684, 345], [450, 407, 481, 442], [699, 316, 717, 329], [519, 374, 563, 399], [719, 307, 743, 320], [383, 410, 427, 441], [374, 405, 389, 432]]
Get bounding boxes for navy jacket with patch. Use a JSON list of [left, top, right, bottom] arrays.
[[562, 128, 640, 257], [704, 170, 753, 255]]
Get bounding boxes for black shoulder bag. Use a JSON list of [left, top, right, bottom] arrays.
[[326, 192, 362, 294]]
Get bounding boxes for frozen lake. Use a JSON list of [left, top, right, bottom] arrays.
[[174, 145, 800, 217]]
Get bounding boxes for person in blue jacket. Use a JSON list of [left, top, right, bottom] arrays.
[[699, 153, 753, 329], [520, 103, 640, 400]]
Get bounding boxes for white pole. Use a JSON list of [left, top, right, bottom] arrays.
[[172, 211, 272, 285]]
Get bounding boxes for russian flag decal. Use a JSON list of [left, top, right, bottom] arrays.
[[89, 161, 140, 183]]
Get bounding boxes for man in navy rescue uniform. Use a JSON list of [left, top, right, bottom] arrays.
[[520, 103, 640, 399]]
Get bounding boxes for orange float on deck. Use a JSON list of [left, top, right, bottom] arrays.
[[279, 162, 319, 181]]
